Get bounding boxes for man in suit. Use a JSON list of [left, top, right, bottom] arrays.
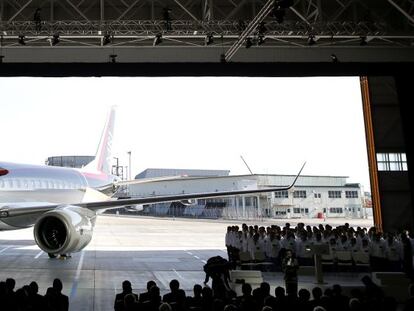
[[52, 278, 69, 311], [114, 280, 138, 311]]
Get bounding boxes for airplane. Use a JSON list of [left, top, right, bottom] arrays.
[[0, 107, 305, 258]]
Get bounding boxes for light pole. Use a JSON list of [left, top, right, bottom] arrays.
[[113, 157, 119, 176], [127, 151, 132, 180]]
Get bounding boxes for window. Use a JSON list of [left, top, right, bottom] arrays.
[[377, 153, 408, 171], [329, 207, 343, 213], [293, 190, 307, 198], [293, 208, 301, 213], [328, 191, 342, 198], [300, 208, 309, 213], [275, 190, 289, 198], [314, 193, 321, 198], [345, 191, 358, 198]]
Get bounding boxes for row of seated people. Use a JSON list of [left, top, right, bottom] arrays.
[[225, 222, 414, 272], [113, 276, 414, 311], [0, 277, 69, 311]]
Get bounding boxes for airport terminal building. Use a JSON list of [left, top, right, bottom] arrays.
[[129, 168, 368, 220]]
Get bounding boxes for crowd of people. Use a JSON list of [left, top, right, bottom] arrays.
[[3, 221, 414, 311], [111, 276, 414, 311], [225, 222, 414, 274], [2, 275, 414, 311], [0, 278, 68, 311]]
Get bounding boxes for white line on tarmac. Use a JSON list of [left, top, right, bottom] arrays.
[[0, 246, 11, 254], [186, 251, 193, 255], [70, 251, 85, 299], [194, 255, 200, 260], [34, 250, 43, 259], [173, 269, 184, 280], [201, 260, 207, 264]]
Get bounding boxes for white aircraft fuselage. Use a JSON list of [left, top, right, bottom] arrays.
[[0, 161, 117, 230]]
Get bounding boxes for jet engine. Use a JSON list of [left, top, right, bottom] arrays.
[[33, 205, 96, 255]]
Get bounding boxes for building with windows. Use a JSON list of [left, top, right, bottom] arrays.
[[127, 168, 367, 220], [46, 156, 94, 168]]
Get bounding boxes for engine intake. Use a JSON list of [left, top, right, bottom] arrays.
[[34, 205, 96, 255]]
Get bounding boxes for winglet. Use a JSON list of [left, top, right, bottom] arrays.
[[287, 162, 306, 189]]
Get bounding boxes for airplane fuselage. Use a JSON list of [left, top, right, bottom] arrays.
[[0, 161, 117, 230]]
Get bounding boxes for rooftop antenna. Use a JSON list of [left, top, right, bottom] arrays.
[[240, 155, 254, 175]]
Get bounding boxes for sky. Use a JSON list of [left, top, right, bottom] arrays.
[[0, 76, 370, 190]]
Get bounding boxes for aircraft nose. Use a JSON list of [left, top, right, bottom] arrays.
[[0, 167, 9, 176]]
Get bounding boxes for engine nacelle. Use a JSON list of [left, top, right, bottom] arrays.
[[34, 205, 96, 255]]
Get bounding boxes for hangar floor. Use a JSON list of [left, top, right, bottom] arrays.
[[0, 216, 373, 311]]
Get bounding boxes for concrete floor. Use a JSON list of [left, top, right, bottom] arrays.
[[0, 215, 373, 311]]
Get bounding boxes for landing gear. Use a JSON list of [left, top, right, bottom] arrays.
[[48, 253, 57, 259], [59, 254, 72, 259], [48, 253, 72, 259]]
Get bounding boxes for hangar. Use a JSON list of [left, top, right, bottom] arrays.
[[1, 0, 413, 233], [1, 1, 414, 310], [129, 168, 367, 220]]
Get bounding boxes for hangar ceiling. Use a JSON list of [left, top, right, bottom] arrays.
[[0, 0, 414, 62]]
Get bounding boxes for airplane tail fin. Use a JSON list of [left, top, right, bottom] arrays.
[[82, 106, 116, 175]]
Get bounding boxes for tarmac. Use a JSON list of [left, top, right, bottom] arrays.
[[0, 215, 374, 311]]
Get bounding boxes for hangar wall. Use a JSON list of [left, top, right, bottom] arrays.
[[366, 76, 413, 232]]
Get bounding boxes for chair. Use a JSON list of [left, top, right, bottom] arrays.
[[321, 251, 335, 271], [254, 251, 266, 262], [352, 250, 370, 271], [336, 251, 353, 271], [239, 251, 252, 263]]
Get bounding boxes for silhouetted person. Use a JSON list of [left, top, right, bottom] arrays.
[[159, 302, 172, 311], [201, 286, 213, 311], [237, 283, 257, 311], [142, 285, 161, 311], [34, 8, 42, 31], [297, 288, 312, 311], [53, 278, 69, 311], [310, 287, 323, 309], [162, 279, 186, 307], [28, 281, 46, 311], [115, 280, 138, 311], [186, 284, 203, 310], [332, 284, 349, 311], [140, 280, 156, 303], [282, 250, 299, 297], [124, 293, 139, 311], [274, 286, 287, 311], [16, 285, 32, 310], [44, 287, 57, 311], [401, 233, 413, 279], [403, 284, 414, 311], [5, 278, 17, 311]]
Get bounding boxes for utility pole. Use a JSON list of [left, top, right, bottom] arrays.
[[113, 157, 119, 176], [127, 151, 132, 180]]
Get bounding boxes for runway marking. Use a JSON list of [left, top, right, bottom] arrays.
[[173, 269, 184, 280], [34, 250, 43, 259], [0, 246, 11, 254], [186, 251, 193, 255], [201, 260, 207, 264], [70, 251, 85, 300], [194, 255, 200, 260]]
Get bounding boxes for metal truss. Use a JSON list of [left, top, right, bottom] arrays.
[[0, 19, 410, 48], [0, 0, 413, 56]]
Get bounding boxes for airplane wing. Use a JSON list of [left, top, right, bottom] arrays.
[[114, 175, 188, 186], [0, 163, 305, 219]]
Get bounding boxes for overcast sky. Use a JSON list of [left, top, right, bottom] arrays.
[[0, 76, 370, 190]]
